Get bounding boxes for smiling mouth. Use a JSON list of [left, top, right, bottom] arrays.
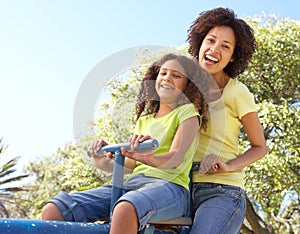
[[161, 84, 175, 90], [205, 54, 219, 63]]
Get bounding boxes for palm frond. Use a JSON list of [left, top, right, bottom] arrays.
[[0, 193, 14, 200], [0, 138, 8, 155], [0, 201, 9, 218], [0, 174, 29, 186], [0, 187, 28, 193], [0, 169, 17, 178], [0, 157, 21, 173]]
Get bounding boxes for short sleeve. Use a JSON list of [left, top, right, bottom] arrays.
[[176, 103, 200, 124], [234, 83, 257, 119]]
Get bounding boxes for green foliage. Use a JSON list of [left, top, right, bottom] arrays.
[[92, 72, 140, 143], [8, 15, 299, 233], [0, 138, 29, 218], [241, 16, 300, 103], [11, 143, 111, 219], [242, 101, 299, 232], [239, 15, 300, 233]]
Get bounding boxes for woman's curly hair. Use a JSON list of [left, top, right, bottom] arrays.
[[135, 53, 210, 130], [187, 7, 256, 78]]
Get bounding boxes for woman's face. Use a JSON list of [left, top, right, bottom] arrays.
[[198, 26, 236, 76], [155, 59, 188, 104]]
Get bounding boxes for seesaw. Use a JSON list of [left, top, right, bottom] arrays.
[[0, 139, 192, 233]]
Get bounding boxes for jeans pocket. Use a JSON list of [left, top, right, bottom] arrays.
[[215, 185, 246, 214], [217, 185, 245, 199]]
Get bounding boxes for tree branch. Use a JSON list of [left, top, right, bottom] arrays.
[[245, 195, 274, 234]]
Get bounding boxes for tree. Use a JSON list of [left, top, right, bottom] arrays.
[[239, 101, 299, 234], [241, 16, 299, 104], [11, 15, 299, 233], [91, 16, 300, 233], [238, 15, 300, 234], [90, 16, 300, 233], [0, 138, 29, 218], [10, 143, 111, 219]]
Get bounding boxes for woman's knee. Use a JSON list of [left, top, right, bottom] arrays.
[[41, 202, 65, 221]]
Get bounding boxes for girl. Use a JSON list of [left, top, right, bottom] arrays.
[[42, 53, 210, 234]]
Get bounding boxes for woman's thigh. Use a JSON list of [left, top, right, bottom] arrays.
[[190, 183, 246, 234]]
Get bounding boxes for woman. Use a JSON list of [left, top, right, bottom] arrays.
[[187, 7, 268, 234]]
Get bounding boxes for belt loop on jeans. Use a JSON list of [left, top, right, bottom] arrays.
[[192, 162, 200, 171]]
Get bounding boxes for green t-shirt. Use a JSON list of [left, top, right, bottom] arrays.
[[130, 103, 200, 190], [193, 78, 257, 189]]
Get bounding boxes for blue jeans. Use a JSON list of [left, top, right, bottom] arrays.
[[190, 182, 246, 234], [47, 174, 189, 231]]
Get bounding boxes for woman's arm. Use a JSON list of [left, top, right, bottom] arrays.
[[211, 112, 268, 173], [121, 116, 200, 169]]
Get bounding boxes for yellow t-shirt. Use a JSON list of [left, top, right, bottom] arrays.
[[130, 103, 200, 190], [193, 78, 257, 189]]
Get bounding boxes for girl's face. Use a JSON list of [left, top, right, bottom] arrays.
[[155, 59, 188, 105], [198, 26, 236, 77]]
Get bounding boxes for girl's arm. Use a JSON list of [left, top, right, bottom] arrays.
[[210, 112, 268, 173], [121, 116, 200, 169]]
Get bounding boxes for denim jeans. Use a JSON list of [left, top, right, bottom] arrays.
[[47, 174, 189, 231], [190, 182, 246, 234]]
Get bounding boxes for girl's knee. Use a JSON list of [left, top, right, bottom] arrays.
[[113, 201, 136, 216], [41, 203, 65, 221], [111, 201, 138, 233], [112, 201, 138, 223]]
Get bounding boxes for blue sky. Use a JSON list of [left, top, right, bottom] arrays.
[[0, 0, 299, 165]]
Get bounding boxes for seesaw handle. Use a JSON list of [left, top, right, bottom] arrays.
[[87, 139, 159, 157]]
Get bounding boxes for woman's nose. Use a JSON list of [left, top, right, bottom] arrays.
[[210, 46, 220, 53]]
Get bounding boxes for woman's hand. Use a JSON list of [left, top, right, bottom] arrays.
[[203, 112, 268, 174], [200, 154, 232, 174]]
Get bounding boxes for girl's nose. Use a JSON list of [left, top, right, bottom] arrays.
[[162, 75, 171, 82]]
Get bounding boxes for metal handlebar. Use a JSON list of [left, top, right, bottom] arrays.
[[86, 138, 159, 220], [87, 139, 159, 157]]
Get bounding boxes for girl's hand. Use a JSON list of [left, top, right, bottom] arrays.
[[121, 134, 155, 166], [121, 148, 156, 166], [128, 134, 152, 150], [89, 140, 114, 169]]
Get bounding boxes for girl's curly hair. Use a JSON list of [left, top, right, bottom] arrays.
[[187, 7, 256, 78], [135, 53, 210, 130]]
